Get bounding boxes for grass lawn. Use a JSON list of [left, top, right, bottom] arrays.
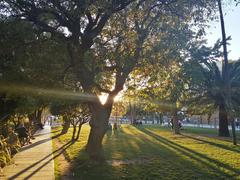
[[52, 125, 240, 180]]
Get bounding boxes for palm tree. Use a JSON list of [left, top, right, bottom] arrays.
[[185, 59, 240, 137], [185, 0, 239, 143], [217, 0, 237, 144]]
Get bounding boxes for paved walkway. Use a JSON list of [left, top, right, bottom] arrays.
[[3, 125, 55, 180]]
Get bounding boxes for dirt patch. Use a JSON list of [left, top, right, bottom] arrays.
[[107, 157, 152, 167]]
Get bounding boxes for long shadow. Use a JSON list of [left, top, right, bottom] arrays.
[[71, 126, 231, 179], [20, 137, 52, 152], [182, 134, 240, 153], [138, 127, 240, 177], [33, 131, 53, 137], [8, 141, 73, 180], [70, 128, 161, 179], [33, 128, 61, 137], [54, 125, 236, 179], [51, 133, 62, 140], [182, 127, 240, 142], [20, 133, 62, 152], [51, 129, 62, 134]]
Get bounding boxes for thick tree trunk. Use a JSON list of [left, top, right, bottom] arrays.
[[61, 116, 70, 134], [218, 104, 230, 137], [75, 124, 82, 141], [86, 104, 111, 162], [86, 125, 107, 161], [172, 111, 180, 134]]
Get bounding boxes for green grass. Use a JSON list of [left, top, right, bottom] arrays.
[[181, 126, 240, 137], [51, 129, 62, 180], [52, 125, 240, 180]]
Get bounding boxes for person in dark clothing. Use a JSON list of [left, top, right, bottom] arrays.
[[15, 126, 31, 146]]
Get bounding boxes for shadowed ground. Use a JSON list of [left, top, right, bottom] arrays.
[[52, 125, 240, 180], [3, 125, 55, 180]]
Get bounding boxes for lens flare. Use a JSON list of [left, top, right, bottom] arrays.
[[0, 82, 177, 111], [0, 83, 98, 102]]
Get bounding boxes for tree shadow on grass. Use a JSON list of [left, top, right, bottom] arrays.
[[68, 126, 234, 180], [69, 128, 166, 179], [51, 129, 62, 134], [181, 127, 240, 142], [8, 141, 73, 180], [182, 134, 240, 153], [137, 127, 240, 178]]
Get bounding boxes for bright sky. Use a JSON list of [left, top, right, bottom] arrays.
[[206, 3, 240, 60]]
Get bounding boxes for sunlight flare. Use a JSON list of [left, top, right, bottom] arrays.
[[0, 83, 98, 102], [98, 93, 108, 105]]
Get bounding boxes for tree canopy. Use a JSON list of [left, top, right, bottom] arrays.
[[0, 0, 220, 160]]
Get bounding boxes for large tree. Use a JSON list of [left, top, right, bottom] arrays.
[[1, 0, 217, 160], [184, 42, 240, 138], [217, 0, 237, 143], [0, 19, 70, 129], [130, 59, 187, 134]]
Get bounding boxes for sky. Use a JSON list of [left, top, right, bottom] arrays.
[[206, 3, 240, 60]]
